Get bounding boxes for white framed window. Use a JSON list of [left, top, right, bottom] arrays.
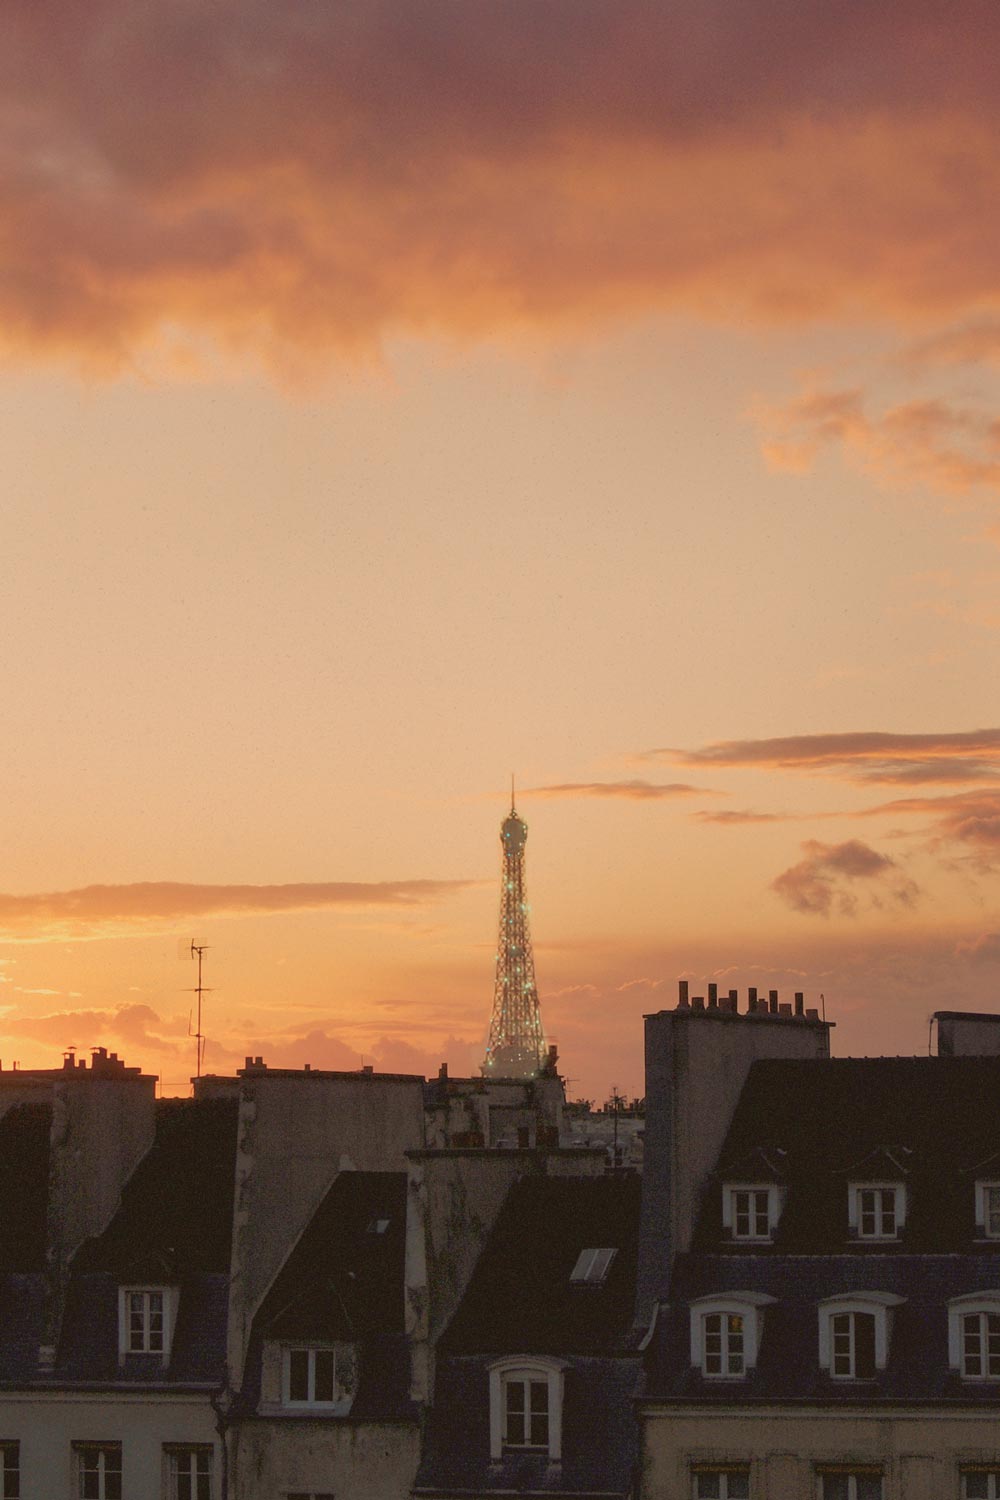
[[165, 1446, 212, 1500], [816, 1470, 882, 1499], [963, 1471, 1000, 1498], [282, 1346, 338, 1407], [975, 1182, 1000, 1239], [948, 1296, 1000, 1380], [689, 1294, 773, 1379], [74, 1444, 122, 1500], [818, 1294, 902, 1379], [570, 1247, 617, 1285], [692, 1465, 750, 1497], [847, 1183, 904, 1240], [722, 1184, 780, 1241], [487, 1356, 566, 1461], [0, 1443, 17, 1500], [118, 1285, 176, 1365]]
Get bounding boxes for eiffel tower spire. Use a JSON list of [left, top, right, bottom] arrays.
[[482, 784, 547, 1078]]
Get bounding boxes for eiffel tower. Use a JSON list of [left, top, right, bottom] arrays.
[[482, 787, 547, 1078]]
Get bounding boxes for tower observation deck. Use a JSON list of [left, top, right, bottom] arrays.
[[482, 793, 548, 1078]]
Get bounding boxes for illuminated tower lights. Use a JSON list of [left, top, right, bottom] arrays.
[[482, 791, 548, 1078]]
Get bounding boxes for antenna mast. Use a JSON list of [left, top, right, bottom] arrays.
[[188, 941, 211, 1079]]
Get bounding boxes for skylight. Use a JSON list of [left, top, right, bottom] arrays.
[[569, 1247, 617, 1285], [367, 1218, 390, 1235]]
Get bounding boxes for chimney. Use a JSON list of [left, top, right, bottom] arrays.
[[768, 990, 779, 1015], [637, 986, 834, 1333], [707, 983, 718, 1008], [678, 980, 690, 1008], [748, 986, 758, 1013], [794, 992, 805, 1017]]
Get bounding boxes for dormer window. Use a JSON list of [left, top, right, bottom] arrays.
[[848, 1183, 905, 1241], [283, 1346, 339, 1407], [689, 1293, 774, 1379], [118, 1285, 176, 1365], [818, 1294, 903, 1380], [975, 1182, 1000, 1239], [487, 1356, 566, 1461], [948, 1295, 1000, 1381], [723, 1184, 780, 1242]]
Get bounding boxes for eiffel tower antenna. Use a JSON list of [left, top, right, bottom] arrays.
[[482, 787, 547, 1078]]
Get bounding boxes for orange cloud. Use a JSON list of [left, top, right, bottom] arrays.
[[0, 878, 476, 940], [901, 319, 1000, 370], [525, 780, 706, 800], [771, 838, 920, 918], [759, 388, 1000, 497], [864, 788, 1000, 849], [5, 5, 1000, 368], [693, 809, 797, 824], [651, 729, 1000, 785]]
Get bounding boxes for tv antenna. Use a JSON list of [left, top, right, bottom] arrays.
[[186, 941, 212, 1079]]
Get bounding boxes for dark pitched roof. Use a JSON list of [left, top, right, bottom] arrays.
[[243, 1170, 411, 1420], [74, 1097, 239, 1277], [699, 1056, 1000, 1253], [441, 1173, 642, 1356], [648, 1252, 1000, 1404], [0, 1105, 51, 1272]]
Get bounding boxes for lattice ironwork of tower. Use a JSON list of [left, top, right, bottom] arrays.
[[482, 794, 547, 1078]]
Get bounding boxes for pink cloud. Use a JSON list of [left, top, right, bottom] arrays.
[[771, 838, 920, 918]]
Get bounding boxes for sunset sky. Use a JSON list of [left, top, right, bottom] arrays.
[[3, 2, 1000, 1098]]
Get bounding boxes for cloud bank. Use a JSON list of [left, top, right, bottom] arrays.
[[651, 730, 1000, 786], [526, 780, 705, 801], [0, 878, 475, 939], [6, 2, 1000, 368]]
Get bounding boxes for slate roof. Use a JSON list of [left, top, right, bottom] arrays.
[[242, 1170, 412, 1421], [416, 1173, 642, 1498], [0, 1097, 238, 1389], [0, 1104, 51, 1272], [74, 1096, 239, 1277], [647, 1252, 1000, 1405], [697, 1056, 1000, 1254], [441, 1173, 642, 1356], [648, 1054, 1000, 1408]]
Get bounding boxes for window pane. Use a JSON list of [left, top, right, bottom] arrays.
[[728, 1475, 750, 1500], [964, 1314, 984, 1376], [880, 1190, 896, 1235], [314, 1349, 335, 1402], [529, 1380, 548, 1415], [289, 1348, 309, 1401], [854, 1313, 877, 1379], [820, 1478, 849, 1500], [529, 1412, 549, 1447], [695, 1475, 721, 1499], [987, 1189, 1000, 1235], [856, 1478, 883, 1500], [753, 1192, 770, 1236], [506, 1380, 525, 1413], [963, 1477, 989, 1500]]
